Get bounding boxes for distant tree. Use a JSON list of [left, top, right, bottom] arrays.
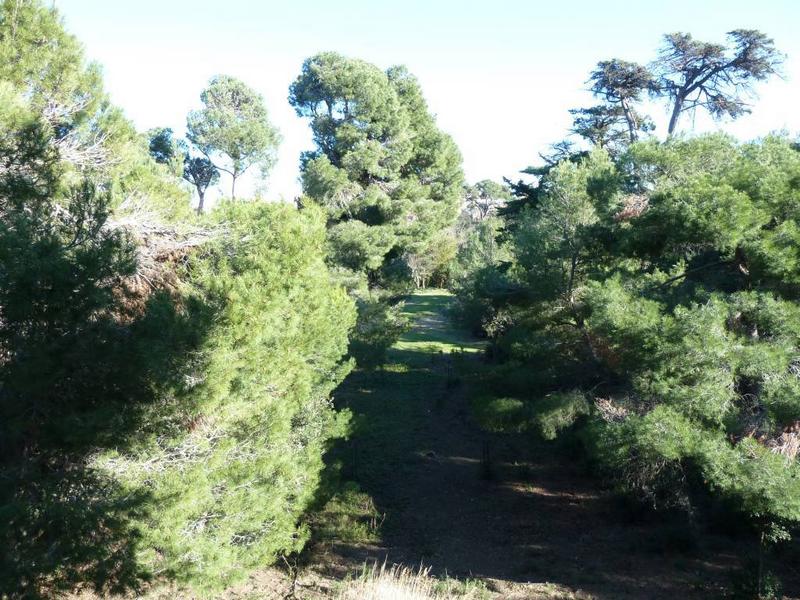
[[588, 59, 656, 143], [146, 129, 218, 213], [289, 53, 463, 286], [187, 75, 280, 199], [569, 105, 651, 154], [464, 180, 512, 221], [146, 127, 184, 177], [402, 230, 458, 289], [538, 140, 585, 167], [147, 127, 177, 164], [653, 30, 783, 135], [498, 143, 590, 225], [183, 155, 219, 214]]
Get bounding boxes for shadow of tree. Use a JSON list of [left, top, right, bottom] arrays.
[[306, 291, 798, 599], [0, 289, 217, 598]]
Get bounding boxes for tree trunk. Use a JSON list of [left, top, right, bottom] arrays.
[[231, 175, 237, 200], [621, 100, 637, 143], [196, 190, 205, 215], [667, 96, 684, 136]]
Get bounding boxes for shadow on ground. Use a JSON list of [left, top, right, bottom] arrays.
[[309, 290, 799, 599]]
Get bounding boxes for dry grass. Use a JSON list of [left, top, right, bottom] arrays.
[[337, 562, 487, 600]]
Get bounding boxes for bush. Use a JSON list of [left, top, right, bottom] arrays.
[[471, 396, 528, 432], [456, 136, 800, 539], [0, 197, 356, 596], [348, 296, 409, 370], [0, 4, 355, 595], [91, 202, 356, 593], [532, 390, 591, 441]]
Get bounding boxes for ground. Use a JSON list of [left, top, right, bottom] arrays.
[[299, 290, 799, 599]]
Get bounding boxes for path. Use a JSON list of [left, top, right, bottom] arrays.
[[308, 290, 783, 599]]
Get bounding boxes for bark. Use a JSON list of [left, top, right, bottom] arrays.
[[196, 190, 205, 215], [621, 100, 637, 143], [667, 96, 683, 136]]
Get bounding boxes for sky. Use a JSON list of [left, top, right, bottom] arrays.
[[56, 0, 800, 202]]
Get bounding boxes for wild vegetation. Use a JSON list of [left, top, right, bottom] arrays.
[[0, 2, 352, 596], [452, 32, 798, 599], [0, 1, 797, 598]]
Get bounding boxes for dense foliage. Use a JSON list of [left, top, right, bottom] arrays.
[[0, 3, 353, 596], [289, 52, 464, 289], [94, 202, 355, 593], [1, 2, 797, 596], [456, 134, 800, 553], [187, 75, 281, 199]]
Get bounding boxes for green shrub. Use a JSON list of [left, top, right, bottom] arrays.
[[457, 135, 800, 539], [0, 4, 354, 595], [348, 296, 409, 370], [92, 202, 356, 593], [532, 391, 591, 441], [471, 396, 528, 432]]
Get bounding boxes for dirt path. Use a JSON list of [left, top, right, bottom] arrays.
[[308, 290, 786, 599]]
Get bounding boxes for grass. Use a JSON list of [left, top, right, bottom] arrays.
[[311, 289, 483, 545], [337, 562, 490, 600], [393, 290, 485, 356], [311, 481, 384, 544]]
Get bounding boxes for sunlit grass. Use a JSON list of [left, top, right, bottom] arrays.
[[337, 562, 489, 600], [311, 481, 384, 544], [313, 289, 484, 549], [391, 290, 484, 357]]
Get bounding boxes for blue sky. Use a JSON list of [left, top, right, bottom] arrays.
[[57, 0, 800, 201]]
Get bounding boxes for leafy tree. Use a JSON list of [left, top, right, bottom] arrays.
[[653, 30, 783, 135], [146, 128, 220, 214], [92, 202, 355, 593], [0, 5, 349, 596], [0, 86, 135, 432], [147, 127, 179, 165], [463, 179, 512, 221], [509, 150, 618, 370], [0, 67, 151, 596], [182, 154, 219, 214], [588, 59, 656, 143], [457, 135, 800, 573], [289, 52, 463, 287], [187, 75, 281, 199], [403, 229, 458, 289], [0, 0, 103, 113], [569, 105, 635, 154]]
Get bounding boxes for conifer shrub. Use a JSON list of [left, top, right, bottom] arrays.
[[456, 136, 800, 565], [92, 202, 356, 593], [532, 391, 590, 441], [0, 3, 358, 595], [348, 296, 409, 370]]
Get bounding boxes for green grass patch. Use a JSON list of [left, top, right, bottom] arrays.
[[314, 290, 481, 544], [471, 396, 530, 433], [468, 380, 590, 439], [311, 482, 383, 544]]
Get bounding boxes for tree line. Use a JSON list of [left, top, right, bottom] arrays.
[[451, 27, 796, 600]]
